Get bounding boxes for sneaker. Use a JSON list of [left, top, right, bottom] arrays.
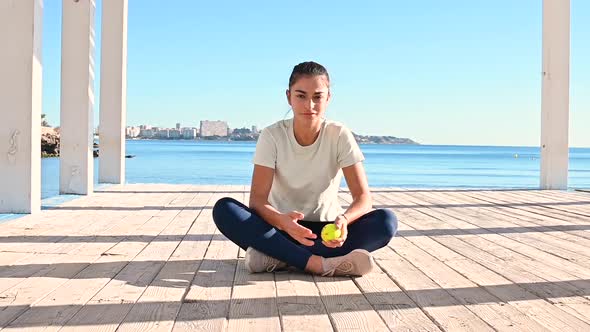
[[245, 247, 288, 273], [321, 249, 374, 277]]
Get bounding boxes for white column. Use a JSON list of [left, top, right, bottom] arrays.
[[540, 0, 570, 190], [0, 1, 43, 214], [60, 0, 96, 195], [99, 0, 128, 184]]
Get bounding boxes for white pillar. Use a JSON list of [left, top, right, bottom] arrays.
[[60, 0, 96, 195], [540, 0, 570, 190], [0, 1, 43, 214], [99, 0, 128, 184]]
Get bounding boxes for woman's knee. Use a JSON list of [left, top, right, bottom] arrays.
[[373, 208, 398, 240], [212, 197, 242, 229]]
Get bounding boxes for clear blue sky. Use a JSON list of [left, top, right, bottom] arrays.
[[41, 0, 589, 147]]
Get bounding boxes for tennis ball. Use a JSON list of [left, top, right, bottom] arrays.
[[321, 224, 342, 242]]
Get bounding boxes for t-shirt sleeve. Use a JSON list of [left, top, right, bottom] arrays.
[[337, 126, 365, 168], [252, 128, 277, 169]]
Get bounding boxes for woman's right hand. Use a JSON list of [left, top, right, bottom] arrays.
[[278, 211, 317, 246]]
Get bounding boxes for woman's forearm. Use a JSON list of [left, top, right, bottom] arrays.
[[342, 193, 372, 224], [249, 198, 285, 230]]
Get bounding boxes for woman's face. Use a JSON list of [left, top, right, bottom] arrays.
[[287, 75, 331, 123]]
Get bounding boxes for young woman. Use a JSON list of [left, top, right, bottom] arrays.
[[212, 61, 397, 276]]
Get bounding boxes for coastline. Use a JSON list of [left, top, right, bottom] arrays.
[[126, 135, 420, 145]]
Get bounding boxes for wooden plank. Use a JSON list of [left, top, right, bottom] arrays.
[[446, 190, 590, 246], [424, 235, 590, 327], [385, 190, 590, 285], [507, 190, 590, 219], [227, 186, 281, 331], [274, 273, 334, 332], [116, 192, 217, 331], [375, 192, 590, 327], [452, 189, 590, 220], [389, 191, 590, 280], [466, 190, 590, 221], [512, 189, 590, 209], [313, 275, 390, 332], [0, 194, 166, 325], [353, 265, 442, 331], [225, 182, 283, 332], [57, 191, 200, 331], [0, 242, 117, 328], [172, 233, 236, 331], [0, 208, 116, 259], [4, 241, 147, 332], [415, 190, 590, 263], [388, 236, 552, 332], [481, 189, 590, 218], [226, 260, 281, 332], [0, 192, 102, 233], [172, 190, 239, 331], [0, 188, 180, 265], [349, 192, 557, 331], [173, 229, 239, 329], [372, 248, 494, 331], [0, 187, 192, 330], [225, 185, 282, 331], [448, 191, 590, 242]]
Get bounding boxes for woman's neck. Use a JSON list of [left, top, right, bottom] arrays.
[[293, 117, 323, 146]]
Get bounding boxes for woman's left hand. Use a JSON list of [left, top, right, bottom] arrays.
[[323, 215, 348, 248]]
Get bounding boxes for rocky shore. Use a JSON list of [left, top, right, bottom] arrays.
[[41, 127, 135, 158], [352, 133, 418, 145], [41, 127, 100, 158], [41, 127, 60, 157]]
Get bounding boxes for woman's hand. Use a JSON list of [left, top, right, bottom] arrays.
[[279, 211, 316, 246], [323, 215, 348, 248]]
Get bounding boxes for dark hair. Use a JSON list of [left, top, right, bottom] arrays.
[[288, 61, 330, 89]]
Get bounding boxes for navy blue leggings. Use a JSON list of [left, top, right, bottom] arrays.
[[212, 197, 398, 270]]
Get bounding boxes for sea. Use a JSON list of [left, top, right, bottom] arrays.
[[40, 140, 590, 199]]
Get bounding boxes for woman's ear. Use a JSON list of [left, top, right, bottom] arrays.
[[286, 89, 292, 106]]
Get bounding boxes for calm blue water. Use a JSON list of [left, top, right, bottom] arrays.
[[41, 140, 590, 198]]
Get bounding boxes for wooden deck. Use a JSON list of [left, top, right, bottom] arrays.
[[0, 184, 589, 331]]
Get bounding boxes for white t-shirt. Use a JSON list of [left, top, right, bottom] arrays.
[[252, 117, 365, 221]]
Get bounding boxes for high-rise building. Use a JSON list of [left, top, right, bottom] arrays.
[[176, 123, 181, 130], [158, 129, 170, 139], [139, 129, 154, 138], [182, 128, 197, 139], [252, 125, 258, 134], [200, 120, 228, 137], [126, 126, 140, 138], [170, 129, 181, 139]]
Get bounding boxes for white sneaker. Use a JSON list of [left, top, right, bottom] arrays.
[[321, 249, 375, 277], [245, 247, 288, 273]]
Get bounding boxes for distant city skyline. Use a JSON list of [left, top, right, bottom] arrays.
[[127, 121, 249, 130], [123, 119, 261, 140], [123, 121, 258, 133], [39, 1, 590, 147]]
